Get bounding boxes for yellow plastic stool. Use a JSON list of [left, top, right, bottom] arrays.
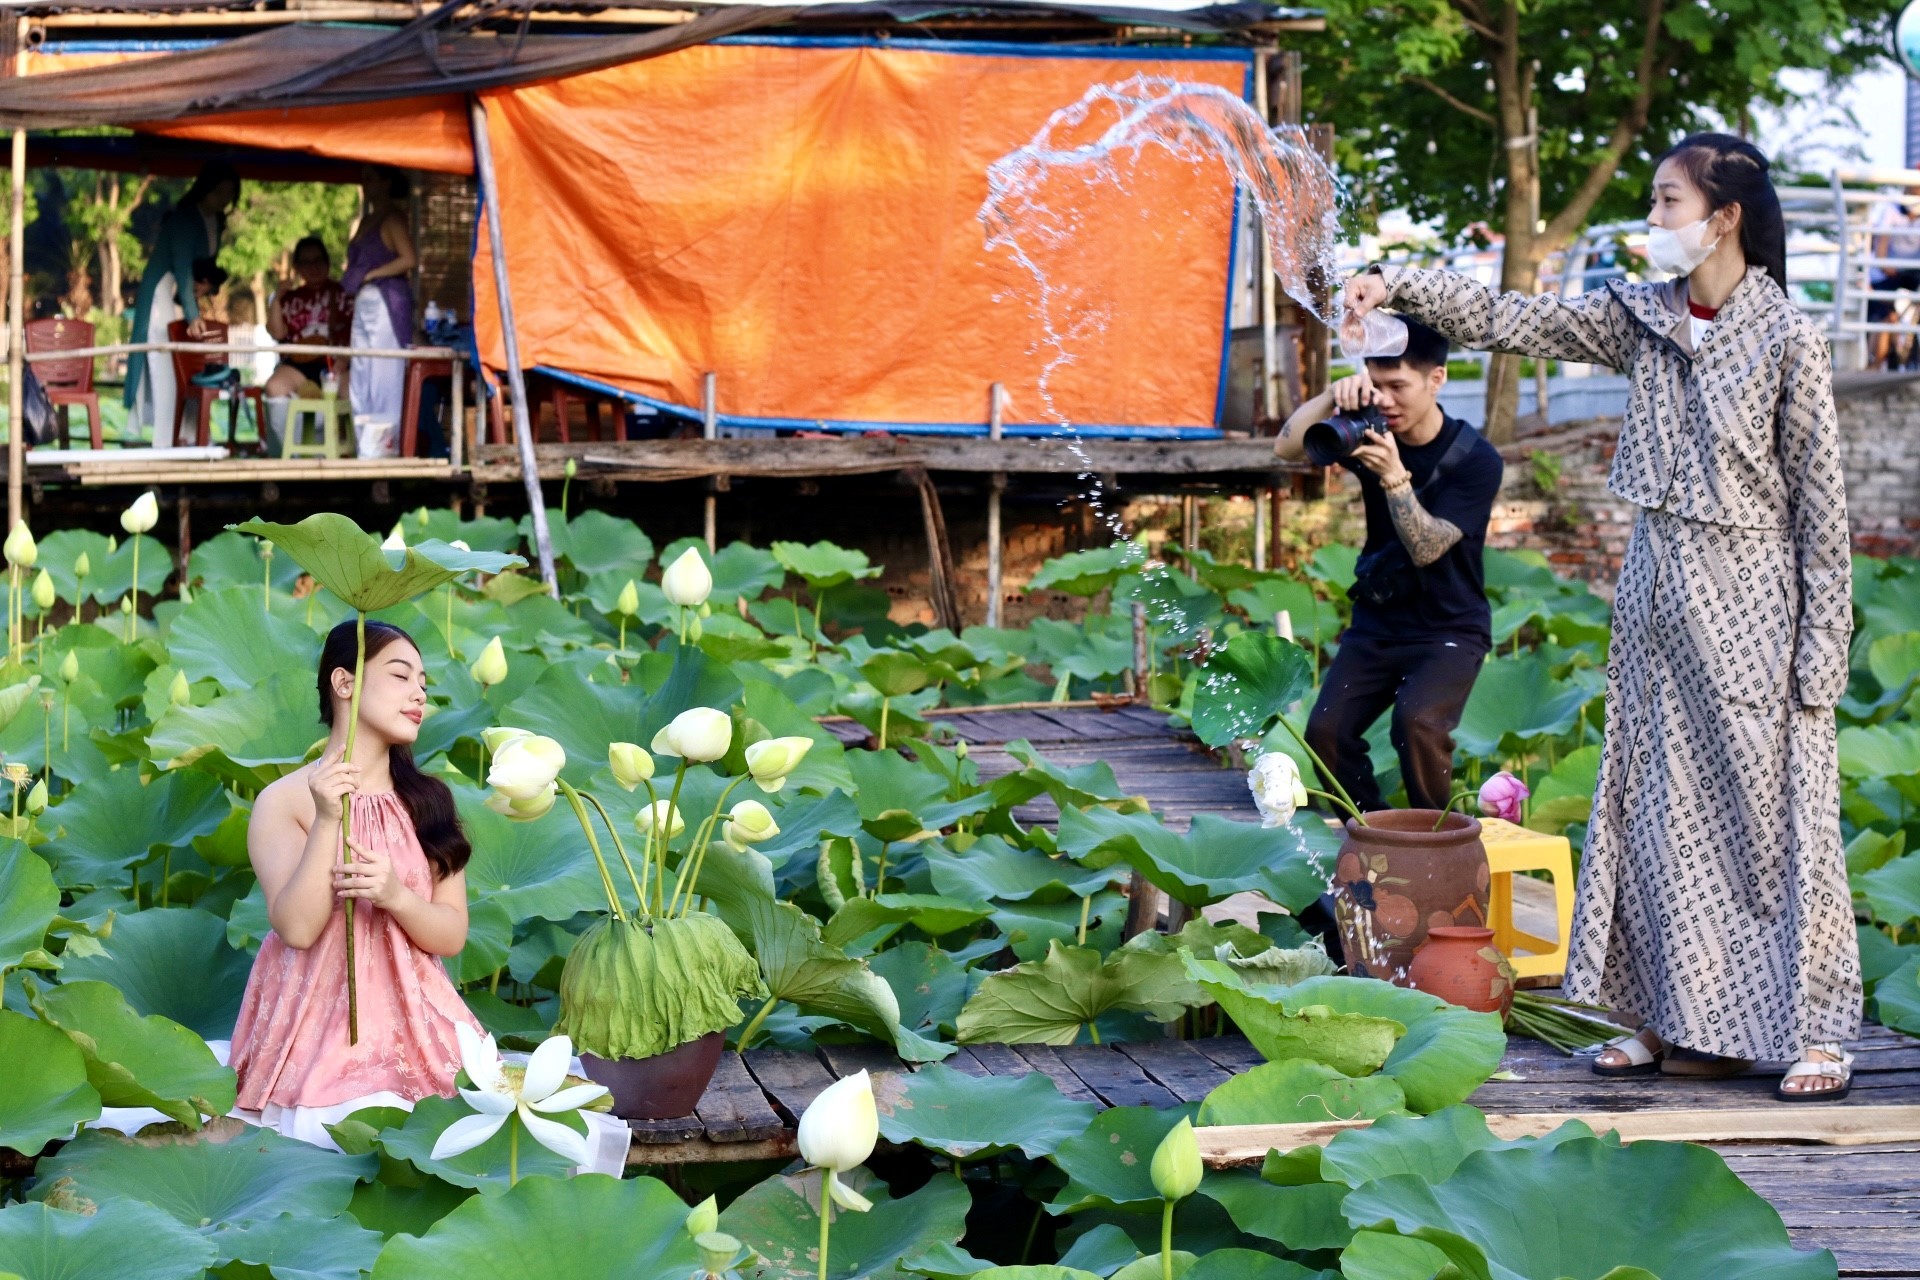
[[1478, 817, 1576, 980], [283, 396, 350, 459]]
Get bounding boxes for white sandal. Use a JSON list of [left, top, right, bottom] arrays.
[[1592, 1031, 1663, 1077], [1777, 1043, 1854, 1102]]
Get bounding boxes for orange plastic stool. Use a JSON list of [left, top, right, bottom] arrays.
[[1478, 817, 1576, 980]]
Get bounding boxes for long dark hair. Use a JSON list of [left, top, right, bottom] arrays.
[[317, 620, 471, 880], [180, 161, 240, 215], [1656, 132, 1787, 292]]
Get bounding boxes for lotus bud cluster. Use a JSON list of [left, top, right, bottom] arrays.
[[1478, 770, 1530, 824], [486, 728, 565, 820], [608, 741, 654, 790], [651, 707, 731, 762], [469, 635, 509, 687], [120, 491, 159, 535], [661, 546, 713, 608], [1247, 751, 1309, 828], [743, 735, 812, 793]]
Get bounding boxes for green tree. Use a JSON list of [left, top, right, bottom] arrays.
[[224, 181, 360, 308], [1307, 0, 1891, 440], [63, 170, 158, 319]]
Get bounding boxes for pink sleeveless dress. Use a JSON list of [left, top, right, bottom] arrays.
[[231, 792, 481, 1110]]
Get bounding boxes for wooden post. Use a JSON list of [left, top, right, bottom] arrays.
[[702, 372, 718, 552], [1252, 489, 1267, 571], [176, 493, 191, 592], [985, 382, 1005, 628], [469, 95, 558, 595], [1182, 493, 1199, 555], [450, 355, 465, 471], [910, 467, 961, 631]]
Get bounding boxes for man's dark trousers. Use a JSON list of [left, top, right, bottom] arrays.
[[1305, 631, 1487, 813]]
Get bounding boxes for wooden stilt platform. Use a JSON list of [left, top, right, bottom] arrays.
[[631, 704, 1920, 1274]]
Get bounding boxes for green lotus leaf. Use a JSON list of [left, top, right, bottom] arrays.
[[60, 907, 251, 1039], [1455, 654, 1598, 757], [1189, 630, 1314, 748], [0, 1199, 216, 1280], [1226, 578, 1341, 652], [1876, 954, 1920, 1036], [1027, 615, 1138, 684], [989, 741, 1146, 815], [0, 1009, 102, 1155], [1113, 567, 1225, 646], [166, 586, 318, 690], [1340, 1136, 1836, 1280], [38, 767, 231, 892], [1053, 1224, 1142, 1276], [844, 748, 997, 842], [1197, 1058, 1407, 1127], [38, 529, 172, 605], [770, 539, 882, 591], [868, 941, 972, 1038], [233, 514, 525, 614], [147, 671, 324, 791], [372, 1169, 698, 1279], [1056, 807, 1334, 911], [346, 1168, 475, 1241], [0, 678, 43, 737], [445, 896, 513, 986], [1867, 629, 1920, 695], [874, 1062, 1097, 1160], [51, 624, 155, 707], [554, 913, 764, 1060], [708, 886, 948, 1061], [1045, 1103, 1199, 1214], [198, 1211, 386, 1280], [401, 508, 520, 553], [1028, 544, 1147, 596], [31, 1122, 376, 1264], [225, 881, 270, 953], [956, 941, 1191, 1046], [1282, 976, 1507, 1113], [925, 835, 1118, 904], [968, 1270, 1104, 1280], [1335, 1230, 1453, 1280], [0, 848, 58, 973], [187, 530, 306, 593], [376, 1095, 580, 1195], [823, 894, 995, 946], [1847, 828, 1907, 877], [722, 1170, 970, 1280], [1859, 850, 1920, 927], [1184, 958, 1402, 1079], [27, 979, 236, 1129], [860, 649, 936, 698], [555, 509, 656, 580], [190, 796, 252, 869], [456, 788, 609, 923], [988, 890, 1129, 963], [1183, 1251, 1321, 1280]]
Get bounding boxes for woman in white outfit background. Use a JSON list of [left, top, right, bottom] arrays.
[[340, 165, 418, 454]]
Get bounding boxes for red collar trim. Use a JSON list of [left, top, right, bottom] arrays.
[[1687, 300, 1719, 321]]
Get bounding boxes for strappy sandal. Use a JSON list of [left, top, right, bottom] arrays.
[[1777, 1044, 1854, 1103], [1592, 1031, 1663, 1077], [1661, 1047, 1754, 1078]]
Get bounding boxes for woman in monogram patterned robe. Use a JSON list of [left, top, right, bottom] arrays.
[[1344, 133, 1860, 1099]]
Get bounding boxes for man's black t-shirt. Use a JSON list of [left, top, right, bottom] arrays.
[[1340, 412, 1504, 644]]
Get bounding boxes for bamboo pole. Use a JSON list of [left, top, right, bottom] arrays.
[[469, 95, 557, 595], [7, 123, 23, 532], [25, 341, 453, 363], [985, 382, 1005, 628], [702, 372, 717, 552]]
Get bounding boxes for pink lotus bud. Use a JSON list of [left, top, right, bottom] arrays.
[[1478, 771, 1530, 823]]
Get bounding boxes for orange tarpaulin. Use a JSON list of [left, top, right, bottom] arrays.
[[22, 50, 473, 174], [474, 41, 1249, 432]]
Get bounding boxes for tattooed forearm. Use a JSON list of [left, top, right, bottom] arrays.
[[1384, 482, 1462, 566]]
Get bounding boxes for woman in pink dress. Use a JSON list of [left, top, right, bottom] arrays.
[[230, 619, 481, 1142]]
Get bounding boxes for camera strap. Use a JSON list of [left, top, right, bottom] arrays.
[[1410, 419, 1480, 501]]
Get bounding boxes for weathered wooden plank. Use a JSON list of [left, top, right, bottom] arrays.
[[626, 1134, 800, 1166], [1188, 1036, 1267, 1075], [1054, 1044, 1182, 1109], [628, 1113, 707, 1144], [964, 712, 1085, 745], [941, 1046, 992, 1078], [964, 1042, 1042, 1078], [743, 1048, 839, 1125], [1009, 1044, 1104, 1104], [817, 1043, 906, 1082], [694, 1050, 788, 1143], [1030, 710, 1151, 740], [1115, 1039, 1234, 1103]]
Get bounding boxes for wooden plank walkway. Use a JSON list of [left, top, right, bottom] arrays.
[[661, 704, 1917, 1275]]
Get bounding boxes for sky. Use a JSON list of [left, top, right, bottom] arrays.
[[1752, 61, 1909, 174]]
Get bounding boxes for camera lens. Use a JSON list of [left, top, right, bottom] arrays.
[[1303, 408, 1382, 466]]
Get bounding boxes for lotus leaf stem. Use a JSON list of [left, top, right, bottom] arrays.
[[128, 538, 139, 643], [340, 610, 367, 1045], [817, 1175, 831, 1280], [1076, 893, 1092, 946], [878, 696, 889, 751], [618, 615, 626, 655], [160, 851, 170, 908], [872, 842, 890, 897], [1160, 1199, 1175, 1280], [1272, 715, 1366, 825], [445, 585, 455, 658], [657, 763, 688, 916], [1086, 1020, 1100, 1046], [558, 779, 625, 921], [1432, 788, 1478, 831], [736, 994, 778, 1056], [579, 789, 645, 919], [509, 1115, 520, 1186], [263, 553, 271, 613], [670, 774, 748, 919]]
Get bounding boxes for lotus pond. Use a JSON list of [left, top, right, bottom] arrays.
[[0, 502, 1916, 1280]]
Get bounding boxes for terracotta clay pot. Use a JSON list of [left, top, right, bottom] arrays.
[[1408, 925, 1514, 1016], [1332, 809, 1491, 984], [579, 1031, 726, 1120]]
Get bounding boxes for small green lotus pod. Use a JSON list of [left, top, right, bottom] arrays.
[[695, 1231, 742, 1277]]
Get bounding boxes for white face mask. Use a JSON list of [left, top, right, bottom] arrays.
[[1646, 217, 1722, 276]]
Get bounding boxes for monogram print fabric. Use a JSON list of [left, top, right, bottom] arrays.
[[1380, 264, 1861, 1058]]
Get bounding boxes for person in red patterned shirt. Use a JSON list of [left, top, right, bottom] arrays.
[[263, 236, 351, 450]]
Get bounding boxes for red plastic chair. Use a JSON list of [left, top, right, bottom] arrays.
[[400, 356, 455, 458], [167, 320, 268, 450], [538, 372, 618, 443], [25, 317, 103, 449]]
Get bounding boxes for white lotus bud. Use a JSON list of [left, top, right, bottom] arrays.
[[796, 1069, 878, 1212], [660, 547, 713, 608], [608, 742, 654, 790], [481, 725, 531, 755], [743, 736, 813, 793], [59, 651, 79, 683], [26, 778, 48, 815], [120, 491, 159, 534], [1150, 1116, 1203, 1202], [485, 783, 558, 822], [4, 521, 36, 568], [72, 551, 90, 580], [615, 580, 640, 618], [169, 670, 192, 706], [723, 799, 779, 851], [487, 733, 566, 802], [649, 706, 731, 762], [32, 569, 56, 610], [382, 525, 407, 552], [469, 635, 508, 687], [1248, 752, 1309, 828], [635, 800, 685, 840]]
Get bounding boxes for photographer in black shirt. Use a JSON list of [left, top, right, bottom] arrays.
[[1273, 320, 1504, 812]]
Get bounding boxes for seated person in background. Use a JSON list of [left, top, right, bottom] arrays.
[[264, 235, 351, 449]]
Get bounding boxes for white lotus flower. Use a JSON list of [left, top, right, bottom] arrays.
[[120, 491, 159, 534], [796, 1069, 879, 1212], [660, 547, 713, 607], [469, 635, 508, 687], [485, 783, 558, 822], [723, 799, 779, 851], [650, 707, 732, 762], [743, 736, 813, 793], [382, 525, 406, 552], [608, 742, 654, 790], [488, 733, 565, 801], [449, 538, 471, 552], [429, 1023, 608, 1169], [4, 521, 36, 568], [635, 799, 685, 840], [1248, 751, 1309, 828], [481, 725, 532, 755]]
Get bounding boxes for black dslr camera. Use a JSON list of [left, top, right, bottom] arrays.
[[1303, 405, 1387, 466]]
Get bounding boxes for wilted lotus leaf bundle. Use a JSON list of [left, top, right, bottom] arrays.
[[555, 912, 766, 1060]]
